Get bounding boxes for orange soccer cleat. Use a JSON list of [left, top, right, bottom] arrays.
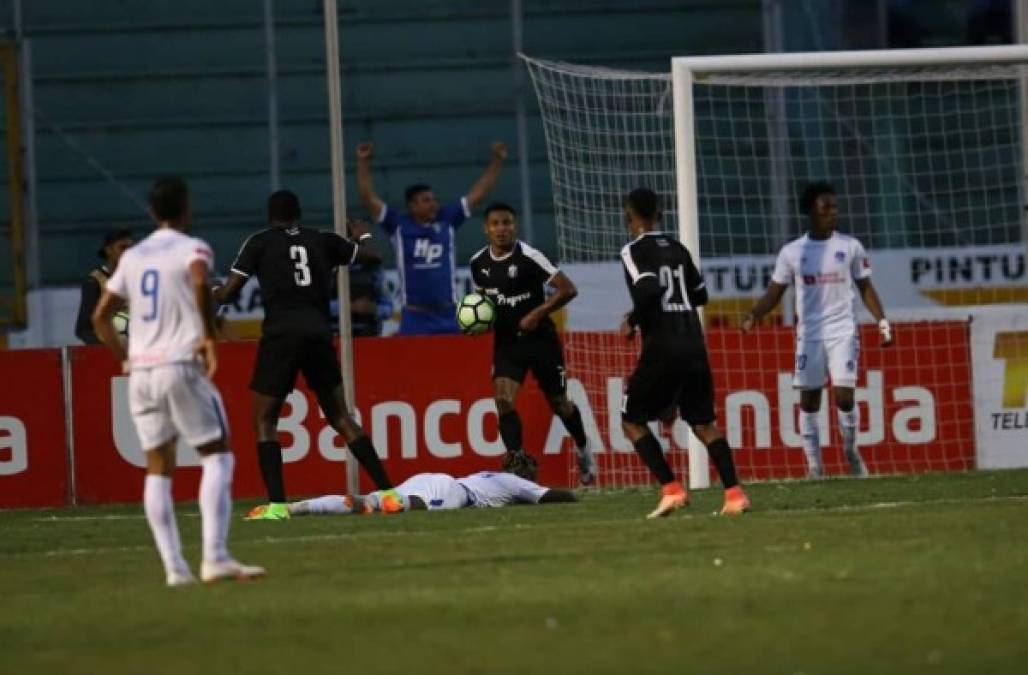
[[646, 482, 690, 519], [720, 486, 751, 516]]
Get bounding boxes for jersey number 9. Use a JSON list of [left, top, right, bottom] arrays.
[[141, 269, 159, 321], [290, 245, 312, 287]]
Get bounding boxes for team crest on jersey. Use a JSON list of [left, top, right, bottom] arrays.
[[508, 265, 518, 278], [835, 251, 845, 262], [846, 360, 855, 371]]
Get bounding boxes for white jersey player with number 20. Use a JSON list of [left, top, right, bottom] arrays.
[[742, 182, 893, 478], [92, 176, 263, 587]]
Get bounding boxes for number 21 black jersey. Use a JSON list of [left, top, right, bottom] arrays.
[[620, 232, 708, 352]]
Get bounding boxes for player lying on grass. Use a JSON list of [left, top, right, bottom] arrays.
[[287, 457, 576, 516]]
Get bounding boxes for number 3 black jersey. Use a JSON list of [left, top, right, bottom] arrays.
[[231, 225, 358, 336], [620, 231, 709, 353], [469, 241, 559, 344]]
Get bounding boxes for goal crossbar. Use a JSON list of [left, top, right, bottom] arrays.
[[673, 45, 1028, 74]]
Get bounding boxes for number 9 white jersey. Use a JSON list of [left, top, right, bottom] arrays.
[[107, 228, 214, 370]]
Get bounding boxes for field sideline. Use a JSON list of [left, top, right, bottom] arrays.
[[2, 471, 1027, 675]]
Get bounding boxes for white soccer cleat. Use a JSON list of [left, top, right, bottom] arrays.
[[576, 439, 598, 486], [200, 559, 266, 583], [166, 570, 198, 588]]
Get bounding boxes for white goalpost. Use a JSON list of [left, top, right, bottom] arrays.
[[525, 45, 1028, 490]]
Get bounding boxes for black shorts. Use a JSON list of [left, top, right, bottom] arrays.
[[492, 331, 566, 398], [250, 332, 342, 398], [623, 346, 716, 427]]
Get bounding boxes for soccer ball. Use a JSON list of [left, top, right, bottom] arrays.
[[456, 293, 495, 335], [112, 311, 129, 336]]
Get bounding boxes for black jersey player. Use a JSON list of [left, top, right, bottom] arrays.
[[469, 203, 597, 485], [215, 190, 394, 520], [618, 188, 750, 518]]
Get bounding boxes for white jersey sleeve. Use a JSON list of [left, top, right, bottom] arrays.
[[186, 238, 215, 271], [851, 238, 872, 281], [771, 244, 794, 286], [106, 262, 129, 299]]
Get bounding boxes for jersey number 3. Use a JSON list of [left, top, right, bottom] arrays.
[[658, 265, 690, 313], [290, 245, 312, 287]]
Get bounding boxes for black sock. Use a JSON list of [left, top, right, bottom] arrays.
[[257, 440, 286, 503], [499, 411, 523, 452], [349, 435, 393, 489], [706, 438, 739, 489], [632, 433, 675, 485], [559, 405, 588, 449]]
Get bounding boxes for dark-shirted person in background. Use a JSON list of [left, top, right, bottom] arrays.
[[328, 220, 394, 337], [75, 228, 133, 344]]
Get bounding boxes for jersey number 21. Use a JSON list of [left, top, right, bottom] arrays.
[[658, 264, 690, 313]]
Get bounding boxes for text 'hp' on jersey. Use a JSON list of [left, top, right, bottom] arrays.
[[379, 198, 468, 308], [230, 225, 358, 336]]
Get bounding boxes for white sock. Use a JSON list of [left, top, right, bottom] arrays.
[[293, 495, 353, 515], [143, 474, 188, 576], [837, 406, 867, 476], [799, 411, 823, 477], [199, 452, 234, 564]]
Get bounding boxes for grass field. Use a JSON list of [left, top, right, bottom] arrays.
[[2, 471, 1027, 675]]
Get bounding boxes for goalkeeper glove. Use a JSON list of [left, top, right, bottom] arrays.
[[878, 318, 892, 345]]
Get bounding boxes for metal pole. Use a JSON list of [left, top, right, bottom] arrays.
[[12, 0, 38, 294], [511, 0, 534, 241], [18, 39, 38, 291], [670, 59, 710, 490], [264, 0, 281, 192], [323, 0, 359, 497], [1017, 0, 1028, 256], [876, 0, 889, 48], [762, 0, 795, 326], [61, 347, 77, 505]]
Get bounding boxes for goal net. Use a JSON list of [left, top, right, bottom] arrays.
[[524, 47, 1028, 489]]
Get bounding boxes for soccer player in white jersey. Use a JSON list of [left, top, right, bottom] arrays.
[[742, 182, 892, 478], [92, 177, 264, 586], [287, 464, 576, 516]]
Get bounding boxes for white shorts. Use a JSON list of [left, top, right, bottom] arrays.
[[793, 334, 860, 389], [129, 362, 229, 450], [395, 473, 470, 510]]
